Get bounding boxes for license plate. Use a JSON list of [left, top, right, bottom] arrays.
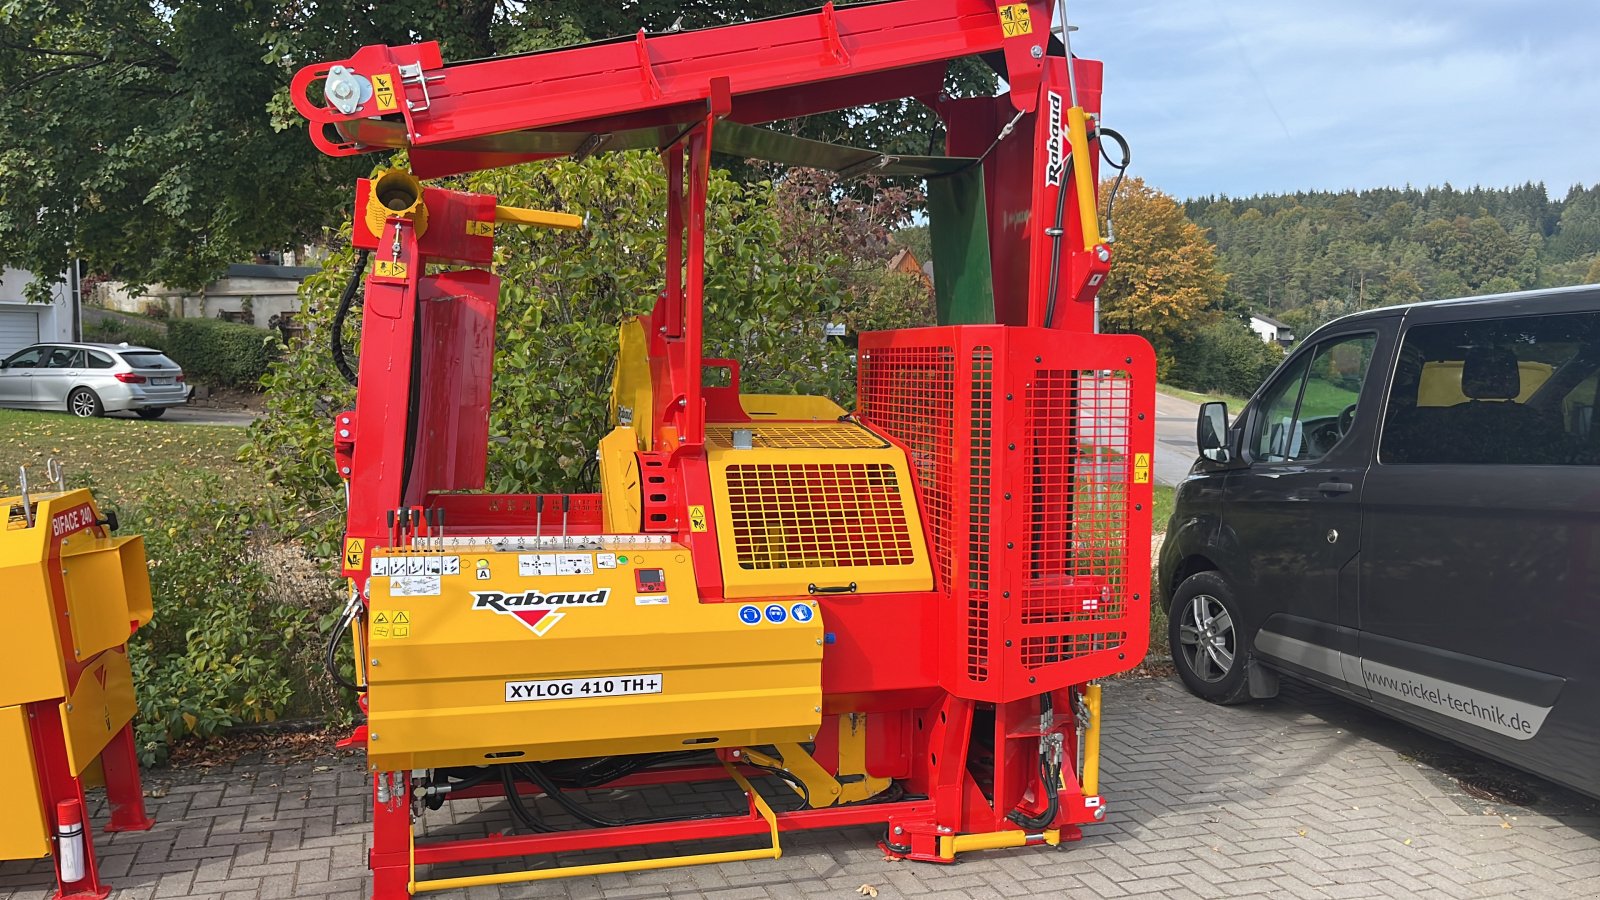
[[505, 674, 662, 702], [151, 377, 174, 385]]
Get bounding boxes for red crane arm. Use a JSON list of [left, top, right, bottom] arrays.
[[291, 0, 1063, 177]]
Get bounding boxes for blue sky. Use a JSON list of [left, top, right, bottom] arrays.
[[1066, 1, 1598, 199]]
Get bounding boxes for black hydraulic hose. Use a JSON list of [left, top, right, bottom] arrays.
[[324, 603, 361, 693], [1042, 150, 1074, 330], [501, 766, 554, 833], [1007, 693, 1062, 831], [331, 249, 371, 386]]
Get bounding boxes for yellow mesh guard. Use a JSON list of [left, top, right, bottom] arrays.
[[705, 422, 887, 450], [707, 423, 933, 598]]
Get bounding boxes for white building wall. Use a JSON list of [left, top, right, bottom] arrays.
[[1246, 317, 1279, 344], [0, 267, 74, 355]]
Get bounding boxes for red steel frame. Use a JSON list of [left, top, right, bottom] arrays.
[[295, 2, 1151, 895]]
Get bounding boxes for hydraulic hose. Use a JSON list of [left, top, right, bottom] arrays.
[[324, 600, 362, 693], [331, 249, 371, 386], [1007, 694, 1062, 831]]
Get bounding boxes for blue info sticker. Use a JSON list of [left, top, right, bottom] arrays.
[[791, 603, 815, 623], [738, 605, 762, 626], [764, 604, 787, 624]]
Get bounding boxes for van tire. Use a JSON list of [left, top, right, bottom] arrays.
[[1169, 571, 1252, 705]]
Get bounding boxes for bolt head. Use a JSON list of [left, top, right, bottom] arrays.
[[893, 826, 904, 835], [1093, 805, 1107, 820], [1096, 247, 1111, 262], [1030, 45, 1043, 59]]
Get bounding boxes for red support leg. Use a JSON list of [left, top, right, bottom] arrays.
[[369, 771, 412, 900], [27, 703, 110, 900], [100, 723, 152, 833]]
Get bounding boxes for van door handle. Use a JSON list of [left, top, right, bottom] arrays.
[[1317, 481, 1354, 494]]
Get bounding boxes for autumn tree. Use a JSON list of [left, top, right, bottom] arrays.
[[1096, 177, 1227, 374]]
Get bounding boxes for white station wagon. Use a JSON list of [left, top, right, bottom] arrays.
[[0, 342, 189, 418]]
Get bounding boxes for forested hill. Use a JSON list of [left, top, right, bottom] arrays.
[[1184, 183, 1600, 334]]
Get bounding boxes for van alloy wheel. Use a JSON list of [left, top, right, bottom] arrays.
[[1177, 594, 1235, 683]]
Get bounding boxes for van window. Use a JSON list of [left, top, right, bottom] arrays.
[[1251, 333, 1376, 463], [1380, 310, 1600, 466]]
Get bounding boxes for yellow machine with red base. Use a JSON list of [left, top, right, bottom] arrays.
[[1, 468, 154, 899], [295, 2, 1153, 896]]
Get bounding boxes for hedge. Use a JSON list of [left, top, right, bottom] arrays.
[[165, 318, 279, 389]]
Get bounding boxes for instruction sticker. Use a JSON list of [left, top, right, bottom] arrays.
[[556, 554, 595, 576], [519, 554, 558, 576], [998, 3, 1033, 37], [597, 553, 617, 569], [390, 575, 440, 597], [688, 505, 708, 532], [370, 73, 397, 111], [465, 219, 495, 237], [1133, 452, 1151, 484]]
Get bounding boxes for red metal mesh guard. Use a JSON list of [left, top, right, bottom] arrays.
[[860, 326, 1154, 702]]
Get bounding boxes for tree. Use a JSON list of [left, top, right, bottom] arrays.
[[771, 168, 933, 334], [1097, 177, 1226, 374], [0, 2, 996, 295], [246, 152, 856, 509]]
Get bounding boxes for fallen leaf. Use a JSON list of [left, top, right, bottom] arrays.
[[1403, 838, 1412, 846], [857, 885, 879, 898]]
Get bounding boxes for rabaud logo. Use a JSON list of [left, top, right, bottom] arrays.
[[472, 589, 609, 636]]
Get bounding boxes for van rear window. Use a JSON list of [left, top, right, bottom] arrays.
[[1381, 311, 1600, 466]]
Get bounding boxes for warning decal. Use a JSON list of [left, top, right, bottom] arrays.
[[688, 505, 708, 532], [372, 609, 411, 640], [1133, 452, 1151, 484], [998, 3, 1032, 38], [343, 537, 365, 570], [373, 259, 408, 279], [371, 73, 397, 111]]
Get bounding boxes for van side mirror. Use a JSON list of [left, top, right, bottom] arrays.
[[1197, 401, 1230, 462]]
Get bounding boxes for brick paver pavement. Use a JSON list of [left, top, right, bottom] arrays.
[[4, 676, 1596, 900]]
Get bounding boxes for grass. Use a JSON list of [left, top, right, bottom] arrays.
[[1157, 383, 1251, 415], [0, 409, 256, 499]]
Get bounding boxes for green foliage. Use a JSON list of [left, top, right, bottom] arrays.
[[1186, 183, 1600, 335], [122, 476, 331, 765], [1166, 319, 1285, 399], [82, 318, 168, 352], [165, 318, 279, 389], [248, 153, 855, 514]]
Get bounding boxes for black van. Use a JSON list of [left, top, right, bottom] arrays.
[[1158, 285, 1600, 799]]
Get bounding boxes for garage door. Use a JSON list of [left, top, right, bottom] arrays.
[[0, 308, 40, 359]]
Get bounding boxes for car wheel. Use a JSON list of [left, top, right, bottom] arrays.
[[1169, 571, 1252, 704], [68, 387, 104, 418], [135, 408, 166, 420]]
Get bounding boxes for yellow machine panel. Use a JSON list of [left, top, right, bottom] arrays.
[[60, 650, 137, 776], [703, 421, 934, 599], [61, 534, 152, 662], [364, 542, 822, 770], [0, 705, 48, 860]]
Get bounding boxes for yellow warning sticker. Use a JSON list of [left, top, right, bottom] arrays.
[[372, 610, 410, 640], [998, 3, 1033, 38], [688, 505, 708, 533], [371, 73, 398, 111], [373, 259, 408, 279], [465, 220, 495, 237], [1133, 452, 1151, 484], [343, 537, 365, 570]]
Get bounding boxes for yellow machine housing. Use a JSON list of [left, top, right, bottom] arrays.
[[0, 488, 152, 860], [365, 541, 822, 770]]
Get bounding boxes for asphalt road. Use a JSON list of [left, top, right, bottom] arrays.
[[103, 406, 259, 427], [1153, 391, 1201, 486]]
